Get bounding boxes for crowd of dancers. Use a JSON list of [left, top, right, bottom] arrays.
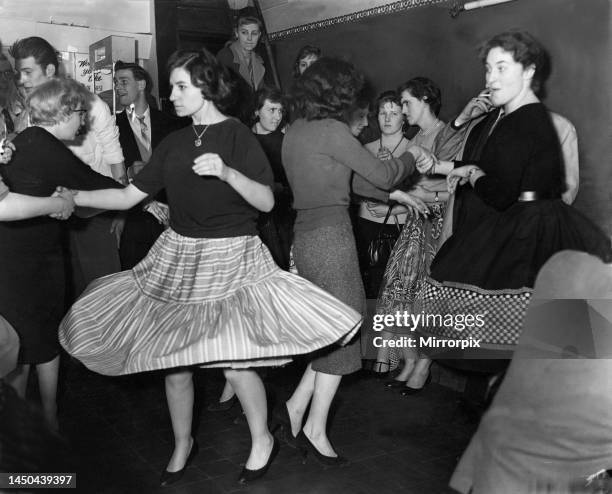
[[0, 7, 610, 492]]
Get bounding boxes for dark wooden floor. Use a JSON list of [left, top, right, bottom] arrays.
[[52, 358, 479, 494]]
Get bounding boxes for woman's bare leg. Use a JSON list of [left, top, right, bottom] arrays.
[[36, 355, 60, 430], [164, 369, 194, 472], [285, 363, 316, 437], [302, 371, 342, 457], [225, 368, 274, 470]]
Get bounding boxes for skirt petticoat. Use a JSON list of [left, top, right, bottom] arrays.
[[59, 229, 362, 375]]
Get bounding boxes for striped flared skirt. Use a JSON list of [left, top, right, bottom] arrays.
[[59, 229, 362, 376]]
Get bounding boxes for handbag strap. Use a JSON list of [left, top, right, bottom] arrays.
[[374, 205, 394, 239]]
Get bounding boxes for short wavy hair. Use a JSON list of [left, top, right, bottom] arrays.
[[293, 45, 321, 79], [27, 77, 92, 126], [375, 90, 401, 111], [114, 60, 153, 94], [397, 77, 442, 116], [10, 36, 59, 72], [167, 48, 234, 111], [290, 57, 370, 123], [478, 30, 550, 96], [253, 85, 283, 112]]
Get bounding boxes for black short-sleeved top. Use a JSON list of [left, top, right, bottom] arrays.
[[133, 118, 273, 238]]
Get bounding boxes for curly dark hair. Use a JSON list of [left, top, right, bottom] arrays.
[[293, 45, 322, 79], [167, 48, 235, 111], [397, 77, 442, 116], [290, 57, 371, 124], [478, 30, 551, 96], [253, 85, 283, 112]]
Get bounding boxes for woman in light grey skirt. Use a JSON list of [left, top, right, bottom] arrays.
[[281, 57, 434, 464]]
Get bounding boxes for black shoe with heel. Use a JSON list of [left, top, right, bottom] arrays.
[[298, 431, 348, 467], [160, 439, 199, 487], [383, 378, 407, 389], [400, 373, 432, 396], [238, 438, 279, 484]]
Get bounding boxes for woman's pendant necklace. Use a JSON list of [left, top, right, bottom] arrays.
[[192, 124, 209, 147], [380, 135, 405, 155]]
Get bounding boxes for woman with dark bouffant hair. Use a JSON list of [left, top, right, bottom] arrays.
[[59, 48, 362, 486], [279, 57, 434, 464]]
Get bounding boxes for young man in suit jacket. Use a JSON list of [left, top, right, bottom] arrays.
[[114, 61, 188, 268]]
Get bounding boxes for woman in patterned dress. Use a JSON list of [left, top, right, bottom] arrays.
[[372, 77, 450, 394]]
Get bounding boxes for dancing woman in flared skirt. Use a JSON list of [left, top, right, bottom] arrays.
[[59, 49, 361, 486]]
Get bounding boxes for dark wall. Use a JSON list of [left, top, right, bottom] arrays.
[[270, 0, 612, 233]]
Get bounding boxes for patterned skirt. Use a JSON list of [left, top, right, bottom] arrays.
[[416, 199, 612, 356], [376, 203, 446, 334], [59, 229, 362, 376]]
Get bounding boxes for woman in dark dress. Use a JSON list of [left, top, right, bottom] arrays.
[[0, 78, 120, 429], [252, 86, 293, 270], [0, 174, 74, 378], [59, 49, 361, 486], [415, 31, 611, 357]]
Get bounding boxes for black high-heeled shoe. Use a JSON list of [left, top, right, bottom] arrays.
[[238, 438, 279, 484], [272, 402, 300, 449], [400, 373, 432, 396], [383, 378, 407, 389], [160, 438, 199, 487], [298, 431, 348, 467]]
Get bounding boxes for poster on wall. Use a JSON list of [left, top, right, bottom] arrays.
[[58, 51, 95, 92]]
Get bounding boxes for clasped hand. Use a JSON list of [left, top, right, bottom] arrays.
[[50, 186, 75, 220], [447, 165, 478, 194], [0, 141, 16, 165], [192, 153, 229, 181], [408, 145, 437, 175]]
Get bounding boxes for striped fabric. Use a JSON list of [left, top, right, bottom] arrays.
[[59, 230, 362, 375]]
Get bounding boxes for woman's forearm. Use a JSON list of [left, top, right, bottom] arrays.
[[0, 193, 64, 221], [431, 160, 454, 176], [225, 168, 274, 212], [74, 184, 146, 210]]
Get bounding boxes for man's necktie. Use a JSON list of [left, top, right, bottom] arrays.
[[136, 115, 149, 147]]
